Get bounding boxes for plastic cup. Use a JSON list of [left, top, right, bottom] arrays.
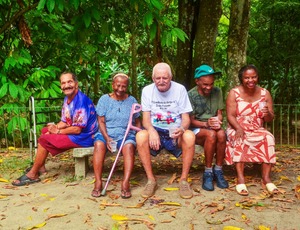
[[211, 116, 221, 129], [169, 126, 178, 138], [259, 101, 266, 110], [110, 140, 117, 152]]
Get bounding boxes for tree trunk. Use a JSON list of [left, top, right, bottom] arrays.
[[193, 0, 222, 86], [226, 0, 250, 91], [130, 27, 138, 101], [175, 0, 198, 89]]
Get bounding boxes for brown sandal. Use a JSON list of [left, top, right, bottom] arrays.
[[91, 189, 101, 197], [121, 189, 132, 199]]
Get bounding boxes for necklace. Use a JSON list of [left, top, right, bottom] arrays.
[[117, 99, 125, 112]]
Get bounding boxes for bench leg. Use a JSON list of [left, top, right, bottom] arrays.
[[74, 156, 89, 178]]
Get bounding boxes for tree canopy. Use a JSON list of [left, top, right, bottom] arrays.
[[0, 0, 299, 140]]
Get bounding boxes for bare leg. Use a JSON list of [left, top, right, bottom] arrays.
[[92, 141, 106, 194], [236, 162, 245, 184], [121, 143, 135, 191], [136, 130, 155, 182], [178, 130, 195, 181], [195, 129, 216, 168], [26, 144, 49, 179], [215, 130, 226, 166], [261, 163, 272, 184]]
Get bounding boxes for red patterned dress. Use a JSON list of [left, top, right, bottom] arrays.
[[225, 88, 276, 165]]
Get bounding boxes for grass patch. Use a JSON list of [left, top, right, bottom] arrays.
[[0, 150, 31, 180]]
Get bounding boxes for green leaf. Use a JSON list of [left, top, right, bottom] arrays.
[[150, 0, 163, 10], [92, 8, 100, 20], [0, 83, 8, 98], [37, 0, 46, 10], [83, 13, 91, 28], [9, 82, 18, 98], [46, 0, 55, 13], [143, 12, 153, 27], [71, 0, 80, 10], [171, 28, 187, 42], [4, 57, 16, 70], [149, 23, 157, 40]]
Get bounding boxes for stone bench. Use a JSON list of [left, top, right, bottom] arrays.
[[72, 147, 94, 178]]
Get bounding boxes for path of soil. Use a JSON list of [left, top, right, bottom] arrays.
[[1, 147, 300, 230]]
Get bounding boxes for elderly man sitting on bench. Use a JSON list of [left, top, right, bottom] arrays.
[[12, 72, 98, 186]]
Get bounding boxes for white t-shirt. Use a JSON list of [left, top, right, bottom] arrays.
[[141, 81, 192, 129]]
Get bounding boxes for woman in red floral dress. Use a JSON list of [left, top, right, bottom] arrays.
[[225, 65, 278, 196]]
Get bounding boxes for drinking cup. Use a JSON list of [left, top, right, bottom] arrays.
[[110, 140, 117, 152], [169, 126, 178, 138], [259, 101, 266, 110], [211, 116, 221, 129]]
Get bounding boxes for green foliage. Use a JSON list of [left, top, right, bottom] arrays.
[[248, 0, 300, 104]]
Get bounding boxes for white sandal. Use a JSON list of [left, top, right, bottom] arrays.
[[265, 183, 279, 194], [236, 184, 249, 196]]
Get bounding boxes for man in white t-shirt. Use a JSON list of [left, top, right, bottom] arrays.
[[136, 62, 195, 199]]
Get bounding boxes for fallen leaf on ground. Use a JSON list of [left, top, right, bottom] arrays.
[[0, 178, 9, 183], [223, 226, 244, 230], [167, 173, 177, 184], [65, 183, 79, 187], [158, 202, 181, 206], [160, 220, 172, 223], [170, 211, 177, 218], [279, 176, 293, 182], [206, 219, 222, 225], [45, 213, 67, 220], [26, 222, 46, 229], [257, 225, 271, 230], [127, 198, 148, 208], [294, 184, 300, 199], [164, 187, 179, 191]]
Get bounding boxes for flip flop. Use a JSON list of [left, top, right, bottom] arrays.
[[91, 189, 101, 198], [12, 174, 41, 187], [121, 189, 132, 199], [236, 184, 249, 196]]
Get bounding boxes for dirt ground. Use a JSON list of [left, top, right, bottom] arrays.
[[0, 147, 300, 230]]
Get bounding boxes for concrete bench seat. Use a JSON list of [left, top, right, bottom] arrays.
[[72, 147, 94, 178]]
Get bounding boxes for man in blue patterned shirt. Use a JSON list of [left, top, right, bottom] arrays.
[[13, 72, 98, 186]]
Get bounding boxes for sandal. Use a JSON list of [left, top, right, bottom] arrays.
[[236, 184, 249, 196], [121, 189, 132, 199], [12, 174, 41, 187], [91, 189, 101, 198], [262, 182, 279, 194]]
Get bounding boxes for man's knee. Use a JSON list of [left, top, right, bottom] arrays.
[[136, 130, 149, 145], [182, 130, 195, 146]]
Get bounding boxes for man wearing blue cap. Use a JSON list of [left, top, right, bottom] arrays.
[[188, 64, 228, 191]]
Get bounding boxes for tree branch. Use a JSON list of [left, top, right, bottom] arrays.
[[0, 2, 39, 35]]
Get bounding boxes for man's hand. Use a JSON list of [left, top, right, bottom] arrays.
[[148, 128, 161, 150], [47, 123, 60, 134]]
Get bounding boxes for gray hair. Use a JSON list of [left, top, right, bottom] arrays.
[[152, 62, 173, 78]]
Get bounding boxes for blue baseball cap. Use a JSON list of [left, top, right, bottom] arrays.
[[194, 65, 221, 79]]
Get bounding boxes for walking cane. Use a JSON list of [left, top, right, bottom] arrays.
[[101, 103, 142, 195]]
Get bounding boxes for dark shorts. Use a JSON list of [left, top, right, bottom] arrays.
[[150, 127, 182, 158], [94, 132, 136, 150], [38, 127, 81, 156]]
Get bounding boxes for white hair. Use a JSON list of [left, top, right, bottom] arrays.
[[152, 62, 172, 78]]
